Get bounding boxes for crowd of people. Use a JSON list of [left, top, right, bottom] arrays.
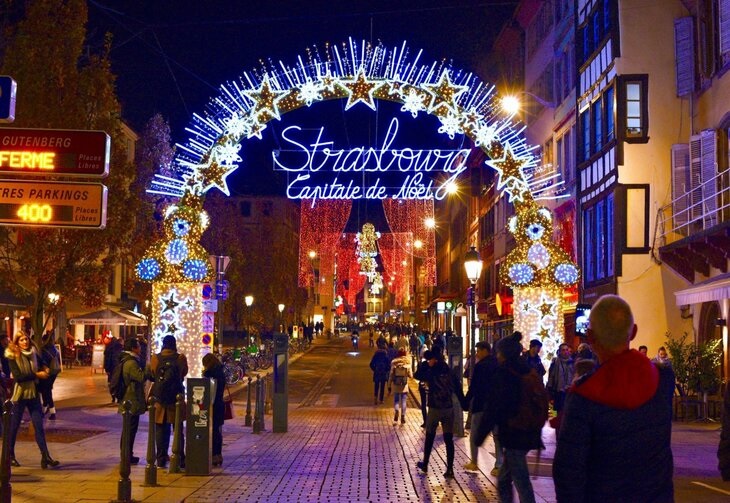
[[367, 294, 678, 502]]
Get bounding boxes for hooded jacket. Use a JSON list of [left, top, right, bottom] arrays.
[[389, 355, 412, 394], [553, 349, 675, 502]]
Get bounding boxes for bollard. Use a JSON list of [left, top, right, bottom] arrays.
[[142, 396, 158, 487], [245, 376, 253, 426], [252, 376, 261, 434], [264, 375, 272, 415], [0, 400, 13, 503], [114, 400, 132, 503], [257, 376, 266, 431], [168, 393, 184, 474]]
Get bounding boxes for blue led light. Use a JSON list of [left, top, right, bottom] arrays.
[[508, 263, 534, 285], [183, 259, 208, 281], [165, 239, 189, 264], [554, 263, 579, 285], [172, 218, 191, 237], [526, 223, 545, 240], [136, 258, 161, 281]]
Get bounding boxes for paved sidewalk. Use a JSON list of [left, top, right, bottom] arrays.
[[6, 337, 729, 502]]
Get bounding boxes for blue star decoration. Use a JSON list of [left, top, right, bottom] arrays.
[[342, 68, 378, 111], [162, 292, 180, 313]]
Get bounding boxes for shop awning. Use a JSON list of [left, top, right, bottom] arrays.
[[674, 272, 730, 305], [68, 308, 147, 326]]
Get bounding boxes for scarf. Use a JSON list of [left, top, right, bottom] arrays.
[[11, 348, 38, 401]]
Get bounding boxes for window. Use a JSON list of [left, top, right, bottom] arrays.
[[619, 75, 649, 142], [581, 109, 591, 162], [605, 86, 615, 142], [240, 201, 251, 217], [582, 193, 615, 284], [593, 99, 603, 152], [262, 200, 273, 217]]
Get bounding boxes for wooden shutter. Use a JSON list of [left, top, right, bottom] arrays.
[[689, 134, 703, 222], [700, 129, 718, 226], [720, 0, 730, 58], [671, 144, 690, 229], [675, 17, 695, 97]]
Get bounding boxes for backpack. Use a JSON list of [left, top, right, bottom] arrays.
[[393, 365, 408, 386], [151, 353, 182, 404], [108, 360, 127, 402], [507, 368, 550, 431], [428, 370, 454, 409]]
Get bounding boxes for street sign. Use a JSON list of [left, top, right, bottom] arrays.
[[0, 127, 110, 177], [216, 279, 229, 300], [201, 283, 213, 300], [202, 299, 218, 312], [0, 179, 107, 229], [0, 76, 17, 123]]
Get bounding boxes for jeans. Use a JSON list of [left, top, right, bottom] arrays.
[[374, 380, 386, 402], [120, 414, 140, 459], [422, 407, 455, 470], [9, 397, 49, 457], [393, 392, 407, 415], [469, 411, 484, 463], [155, 421, 185, 464], [497, 448, 535, 503]]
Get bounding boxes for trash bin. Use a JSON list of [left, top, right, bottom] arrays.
[[186, 377, 216, 475]]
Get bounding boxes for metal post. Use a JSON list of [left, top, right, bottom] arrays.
[[143, 397, 158, 487], [264, 375, 272, 414], [114, 400, 132, 502], [245, 376, 253, 426], [258, 376, 266, 431], [168, 393, 184, 473], [252, 376, 262, 434], [0, 400, 12, 503]]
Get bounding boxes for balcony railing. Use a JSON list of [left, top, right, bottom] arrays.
[[658, 167, 730, 246]]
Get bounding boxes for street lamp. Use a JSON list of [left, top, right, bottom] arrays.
[[464, 246, 483, 375], [501, 91, 556, 116], [244, 295, 254, 345], [278, 303, 285, 333]]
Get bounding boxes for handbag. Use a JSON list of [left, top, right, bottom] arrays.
[[223, 386, 234, 420]]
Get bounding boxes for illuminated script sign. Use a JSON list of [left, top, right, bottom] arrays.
[[272, 118, 469, 205], [0, 179, 107, 229], [0, 128, 110, 177]]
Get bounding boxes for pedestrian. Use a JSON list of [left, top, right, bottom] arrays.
[[547, 343, 573, 414], [461, 341, 501, 475], [719, 374, 730, 480], [390, 349, 412, 425], [202, 352, 226, 466], [118, 337, 147, 465], [638, 344, 648, 356], [553, 294, 675, 501], [415, 350, 429, 428], [369, 341, 390, 405], [477, 331, 544, 502], [651, 346, 673, 369], [522, 339, 546, 378], [351, 329, 359, 350], [414, 350, 461, 479], [37, 331, 62, 420], [104, 334, 124, 403], [5, 331, 59, 469], [148, 335, 188, 469], [571, 342, 597, 384]]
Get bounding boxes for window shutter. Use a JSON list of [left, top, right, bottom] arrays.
[[720, 0, 730, 56], [699, 129, 718, 226], [671, 144, 690, 229], [689, 134, 703, 222], [674, 17, 695, 97]]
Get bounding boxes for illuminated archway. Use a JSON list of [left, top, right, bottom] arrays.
[[135, 39, 579, 376]]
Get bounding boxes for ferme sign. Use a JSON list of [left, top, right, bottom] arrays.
[[0, 127, 110, 177]]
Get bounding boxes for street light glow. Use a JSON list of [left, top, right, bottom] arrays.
[[446, 181, 458, 194], [501, 95, 521, 115], [245, 295, 254, 307], [424, 217, 435, 229], [308, 250, 316, 259], [278, 303, 285, 313], [414, 239, 423, 249]]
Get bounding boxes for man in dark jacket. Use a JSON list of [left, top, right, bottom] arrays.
[[461, 341, 500, 473], [477, 332, 543, 502], [104, 335, 124, 403], [553, 294, 675, 502], [369, 342, 390, 404], [414, 350, 462, 478], [118, 338, 147, 465]]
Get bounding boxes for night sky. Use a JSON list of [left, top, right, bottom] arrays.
[[87, 0, 517, 197]]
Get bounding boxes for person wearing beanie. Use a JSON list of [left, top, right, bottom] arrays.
[[148, 335, 188, 468], [476, 331, 543, 502], [547, 343, 574, 414], [413, 350, 463, 479]]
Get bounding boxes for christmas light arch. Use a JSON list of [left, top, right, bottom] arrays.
[[136, 38, 579, 373]]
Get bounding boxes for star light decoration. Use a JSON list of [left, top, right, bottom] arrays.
[[356, 223, 381, 281]]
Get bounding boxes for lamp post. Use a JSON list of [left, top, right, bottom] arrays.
[[245, 295, 254, 346], [464, 246, 483, 374], [278, 303, 285, 333]]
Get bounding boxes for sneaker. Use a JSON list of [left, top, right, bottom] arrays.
[[48, 413, 56, 421], [490, 466, 500, 476], [393, 411, 399, 423], [444, 469, 455, 479], [463, 462, 479, 471], [401, 417, 406, 425], [420, 423, 426, 428], [416, 461, 427, 473]]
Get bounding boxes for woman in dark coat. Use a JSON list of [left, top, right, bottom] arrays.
[[203, 352, 226, 466], [5, 331, 59, 468]]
